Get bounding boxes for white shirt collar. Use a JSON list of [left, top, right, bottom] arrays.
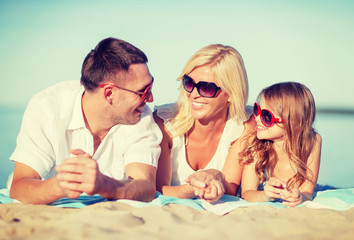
[[67, 87, 86, 130]]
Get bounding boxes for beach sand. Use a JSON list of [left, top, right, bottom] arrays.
[[0, 202, 353, 240]]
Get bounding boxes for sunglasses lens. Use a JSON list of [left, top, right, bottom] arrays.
[[183, 76, 194, 92], [141, 89, 149, 101], [141, 83, 153, 102], [261, 110, 273, 127], [198, 82, 218, 97], [253, 103, 259, 117]]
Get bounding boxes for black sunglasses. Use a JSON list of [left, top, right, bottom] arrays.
[[182, 74, 221, 98]]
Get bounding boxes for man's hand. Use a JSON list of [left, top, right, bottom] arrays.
[[56, 149, 103, 198]]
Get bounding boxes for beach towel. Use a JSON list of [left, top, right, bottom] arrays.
[[1, 188, 353, 215]]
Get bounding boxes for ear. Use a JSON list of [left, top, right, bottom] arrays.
[[102, 86, 114, 104]]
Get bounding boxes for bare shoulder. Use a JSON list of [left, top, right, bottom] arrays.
[[307, 132, 322, 166], [315, 132, 322, 144], [153, 110, 164, 127], [153, 111, 171, 134], [313, 132, 322, 153], [153, 110, 172, 148], [243, 115, 256, 134], [232, 115, 255, 148]]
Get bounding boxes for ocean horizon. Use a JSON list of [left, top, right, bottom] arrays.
[[0, 104, 353, 189]]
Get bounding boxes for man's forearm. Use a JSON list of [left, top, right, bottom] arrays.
[[98, 175, 156, 202], [10, 176, 66, 204]]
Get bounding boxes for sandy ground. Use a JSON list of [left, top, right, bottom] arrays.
[[0, 202, 353, 240]]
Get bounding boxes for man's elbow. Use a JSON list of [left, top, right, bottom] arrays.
[[141, 181, 156, 202]]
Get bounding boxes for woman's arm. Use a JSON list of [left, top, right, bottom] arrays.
[[153, 111, 213, 199], [160, 184, 197, 199], [153, 112, 172, 193]]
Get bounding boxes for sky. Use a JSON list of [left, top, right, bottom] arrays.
[[0, 0, 353, 109]]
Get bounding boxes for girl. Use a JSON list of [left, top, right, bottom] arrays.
[[239, 82, 321, 207]]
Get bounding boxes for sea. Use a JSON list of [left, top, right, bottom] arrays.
[[0, 105, 353, 189]]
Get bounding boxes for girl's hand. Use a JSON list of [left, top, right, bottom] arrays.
[[263, 177, 287, 201], [195, 179, 225, 202], [281, 188, 303, 207]]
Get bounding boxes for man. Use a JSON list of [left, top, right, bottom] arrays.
[[9, 37, 162, 204]]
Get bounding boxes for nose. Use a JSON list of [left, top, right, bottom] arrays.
[[189, 86, 200, 98], [254, 114, 262, 124]]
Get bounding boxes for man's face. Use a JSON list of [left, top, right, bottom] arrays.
[[110, 63, 154, 125]]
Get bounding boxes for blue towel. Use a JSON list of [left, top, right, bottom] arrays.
[[1, 188, 353, 214], [0, 189, 107, 207]]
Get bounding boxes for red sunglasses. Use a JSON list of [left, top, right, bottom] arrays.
[[99, 78, 153, 102], [253, 102, 284, 127]]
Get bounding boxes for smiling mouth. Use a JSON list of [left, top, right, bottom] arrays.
[[135, 108, 143, 113], [136, 103, 146, 112], [192, 101, 207, 108], [257, 125, 266, 130]]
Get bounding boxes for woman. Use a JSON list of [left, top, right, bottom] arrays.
[[154, 44, 253, 201]]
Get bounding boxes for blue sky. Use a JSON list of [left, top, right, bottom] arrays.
[[1, 0, 353, 108]]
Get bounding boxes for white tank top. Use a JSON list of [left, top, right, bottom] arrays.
[[155, 103, 251, 186]]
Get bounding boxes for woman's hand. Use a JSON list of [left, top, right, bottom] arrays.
[[185, 169, 225, 202], [263, 177, 287, 201]]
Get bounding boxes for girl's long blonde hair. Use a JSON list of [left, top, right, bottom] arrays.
[[169, 44, 249, 137], [240, 82, 317, 189]]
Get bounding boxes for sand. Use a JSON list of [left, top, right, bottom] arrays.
[[0, 202, 353, 240]]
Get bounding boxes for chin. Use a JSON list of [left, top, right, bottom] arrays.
[[119, 115, 141, 125], [256, 132, 267, 140], [191, 109, 208, 120]]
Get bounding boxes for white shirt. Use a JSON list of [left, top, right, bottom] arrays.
[[10, 81, 162, 181], [155, 103, 251, 186]]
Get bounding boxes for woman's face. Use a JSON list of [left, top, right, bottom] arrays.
[[255, 97, 285, 142], [186, 65, 230, 123]]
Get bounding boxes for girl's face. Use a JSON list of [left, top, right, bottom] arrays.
[[255, 97, 285, 142], [186, 65, 230, 122]]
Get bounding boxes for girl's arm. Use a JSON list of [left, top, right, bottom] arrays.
[[282, 133, 322, 207], [221, 141, 243, 195], [222, 116, 256, 195], [301, 133, 322, 197], [241, 162, 287, 202], [241, 161, 267, 201]]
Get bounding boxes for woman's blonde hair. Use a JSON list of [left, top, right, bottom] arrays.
[[169, 44, 249, 137], [240, 82, 317, 189]]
